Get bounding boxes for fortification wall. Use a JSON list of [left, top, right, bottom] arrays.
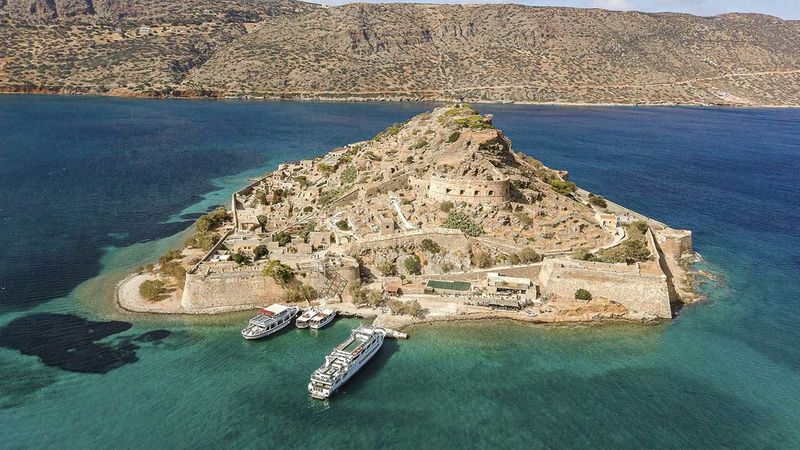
[[538, 259, 672, 319], [413, 175, 509, 205], [656, 228, 693, 260], [182, 269, 283, 311]]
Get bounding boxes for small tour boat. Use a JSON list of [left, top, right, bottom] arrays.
[[308, 308, 337, 330], [295, 308, 319, 329], [241, 304, 299, 340]]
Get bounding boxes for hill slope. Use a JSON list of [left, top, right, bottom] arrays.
[[2, 2, 800, 105]]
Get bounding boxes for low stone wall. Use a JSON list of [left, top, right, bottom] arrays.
[[363, 173, 409, 197], [538, 259, 671, 319], [354, 228, 471, 255]]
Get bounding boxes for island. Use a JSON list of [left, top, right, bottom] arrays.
[[117, 105, 699, 329]]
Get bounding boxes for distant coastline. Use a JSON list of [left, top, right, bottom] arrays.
[[4, 88, 800, 109]]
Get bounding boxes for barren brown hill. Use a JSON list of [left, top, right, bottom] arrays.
[[2, 2, 800, 105]]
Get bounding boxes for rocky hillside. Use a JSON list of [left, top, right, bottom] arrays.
[[2, 2, 799, 105]]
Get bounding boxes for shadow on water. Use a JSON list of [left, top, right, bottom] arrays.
[[335, 337, 400, 398], [0, 313, 170, 373]]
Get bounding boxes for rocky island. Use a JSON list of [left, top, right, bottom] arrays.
[[118, 105, 698, 329]]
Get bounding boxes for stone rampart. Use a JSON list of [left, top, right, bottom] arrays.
[[182, 269, 283, 311], [411, 175, 509, 205], [538, 259, 671, 319]]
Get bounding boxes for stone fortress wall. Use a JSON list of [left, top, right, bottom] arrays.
[[537, 258, 672, 319], [410, 175, 509, 205]]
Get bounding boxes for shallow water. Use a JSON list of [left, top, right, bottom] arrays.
[[0, 96, 798, 448]]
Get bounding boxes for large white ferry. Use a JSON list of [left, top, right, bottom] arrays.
[[308, 325, 386, 399], [241, 304, 299, 340]]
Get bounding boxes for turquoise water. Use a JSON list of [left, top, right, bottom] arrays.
[[0, 96, 798, 448]]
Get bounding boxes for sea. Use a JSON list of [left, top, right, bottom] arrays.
[[0, 95, 798, 449]]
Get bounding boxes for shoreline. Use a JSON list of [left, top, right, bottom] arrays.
[[3, 88, 800, 109]]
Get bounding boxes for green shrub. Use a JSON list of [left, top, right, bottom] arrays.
[[439, 201, 454, 213], [195, 207, 228, 233], [160, 261, 186, 287], [420, 238, 441, 254], [253, 245, 269, 260], [410, 139, 427, 150], [447, 131, 461, 143], [454, 115, 493, 130], [336, 219, 350, 230], [517, 246, 542, 263], [514, 211, 533, 227], [588, 194, 608, 208], [472, 249, 493, 268], [231, 251, 249, 265], [575, 289, 592, 301], [273, 231, 292, 247], [550, 179, 577, 196], [378, 261, 398, 277], [158, 249, 182, 265], [318, 189, 341, 206], [139, 279, 165, 301], [340, 165, 357, 185], [403, 255, 422, 275], [186, 231, 219, 251], [317, 162, 334, 174], [263, 260, 295, 285], [443, 210, 484, 236]]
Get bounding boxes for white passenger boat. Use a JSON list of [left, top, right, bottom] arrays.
[[308, 308, 336, 330], [241, 304, 299, 340], [295, 308, 318, 329], [308, 325, 386, 399]]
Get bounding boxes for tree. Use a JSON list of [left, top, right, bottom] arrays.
[[255, 190, 269, 205], [263, 260, 295, 285], [283, 283, 317, 302], [404, 300, 422, 317], [257, 214, 268, 232], [139, 279, 165, 301], [378, 260, 398, 277], [186, 231, 220, 251], [336, 219, 350, 230], [403, 255, 422, 275], [253, 245, 269, 260], [575, 289, 592, 301], [420, 238, 441, 254], [160, 261, 186, 287], [439, 201, 454, 212], [517, 246, 542, 263], [231, 251, 249, 265], [273, 231, 291, 247], [387, 298, 405, 315], [367, 291, 385, 307], [472, 249, 492, 268]]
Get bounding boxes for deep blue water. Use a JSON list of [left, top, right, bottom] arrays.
[[0, 95, 798, 448]]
